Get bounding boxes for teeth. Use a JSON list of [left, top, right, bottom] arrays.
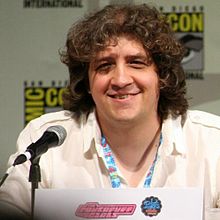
[[114, 95, 129, 99]]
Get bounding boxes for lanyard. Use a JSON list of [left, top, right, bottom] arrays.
[[101, 133, 162, 188]]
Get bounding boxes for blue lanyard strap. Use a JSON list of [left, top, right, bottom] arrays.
[[101, 137, 121, 188], [101, 133, 162, 188]]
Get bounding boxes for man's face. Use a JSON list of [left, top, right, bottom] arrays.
[[88, 36, 160, 127]]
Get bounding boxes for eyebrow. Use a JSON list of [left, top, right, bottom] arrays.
[[93, 52, 149, 64], [126, 54, 149, 62], [93, 56, 115, 64]]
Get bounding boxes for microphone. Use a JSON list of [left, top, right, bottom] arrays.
[[13, 125, 67, 166]]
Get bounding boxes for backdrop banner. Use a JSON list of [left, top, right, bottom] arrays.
[[0, 0, 219, 176]]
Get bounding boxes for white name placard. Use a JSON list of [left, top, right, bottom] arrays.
[[34, 187, 203, 220]]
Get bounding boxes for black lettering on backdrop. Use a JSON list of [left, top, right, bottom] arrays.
[[23, 0, 83, 8]]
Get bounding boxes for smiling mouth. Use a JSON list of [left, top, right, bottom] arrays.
[[108, 94, 138, 99]]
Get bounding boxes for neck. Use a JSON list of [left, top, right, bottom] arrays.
[[100, 116, 161, 187], [99, 115, 161, 170]]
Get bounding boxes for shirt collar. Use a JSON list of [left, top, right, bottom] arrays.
[[82, 112, 187, 157], [160, 114, 186, 157], [82, 111, 102, 155]]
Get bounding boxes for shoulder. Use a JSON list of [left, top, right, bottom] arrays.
[[26, 110, 98, 133], [17, 111, 93, 150], [185, 110, 220, 130], [28, 110, 74, 129]]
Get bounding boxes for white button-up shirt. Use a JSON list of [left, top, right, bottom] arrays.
[[0, 110, 220, 219]]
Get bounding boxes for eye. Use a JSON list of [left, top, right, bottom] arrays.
[[129, 60, 148, 69], [179, 34, 203, 65], [181, 48, 196, 64], [95, 62, 113, 72]]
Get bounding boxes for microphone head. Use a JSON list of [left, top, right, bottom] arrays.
[[46, 125, 67, 146]]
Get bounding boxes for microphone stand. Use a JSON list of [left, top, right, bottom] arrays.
[[29, 157, 41, 220]]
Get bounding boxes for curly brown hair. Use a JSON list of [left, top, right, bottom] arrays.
[[60, 3, 188, 121]]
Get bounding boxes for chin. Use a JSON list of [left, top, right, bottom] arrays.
[[111, 113, 138, 122]]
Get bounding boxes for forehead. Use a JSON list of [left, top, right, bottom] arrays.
[[92, 35, 147, 59]]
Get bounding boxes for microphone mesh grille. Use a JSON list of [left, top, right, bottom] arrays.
[[46, 125, 67, 146]]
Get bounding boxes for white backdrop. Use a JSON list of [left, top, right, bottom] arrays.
[[0, 0, 220, 177]]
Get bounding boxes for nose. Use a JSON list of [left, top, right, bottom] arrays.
[[110, 65, 133, 89]]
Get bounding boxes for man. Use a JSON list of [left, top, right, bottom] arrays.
[[0, 3, 220, 219]]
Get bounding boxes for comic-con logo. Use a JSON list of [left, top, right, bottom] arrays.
[[24, 81, 67, 125], [141, 196, 162, 217], [161, 6, 204, 80]]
